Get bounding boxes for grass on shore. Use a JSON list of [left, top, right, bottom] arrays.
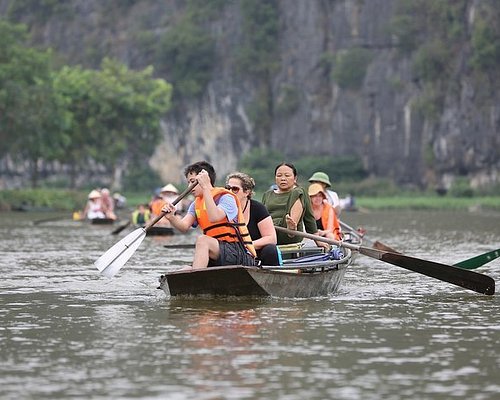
[[0, 189, 88, 211], [1, 189, 499, 212], [356, 196, 500, 211]]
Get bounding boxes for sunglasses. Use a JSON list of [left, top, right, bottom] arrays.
[[225, 185, 242, 194]]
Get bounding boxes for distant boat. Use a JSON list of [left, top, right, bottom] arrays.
[[146, 226, 175, 236], [90, 218, 116, 225], [340, 195, 358, 212]]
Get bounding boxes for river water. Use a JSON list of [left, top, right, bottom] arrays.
[[1, 210, 499, 399]]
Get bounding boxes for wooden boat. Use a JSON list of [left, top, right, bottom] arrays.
[[158, 246, 353, 298], [146, 226, 175, 236], [90, 217, 115, 225]]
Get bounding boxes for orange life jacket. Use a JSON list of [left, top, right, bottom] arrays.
[[194, 187, 256, 258], [320, 202, 342, 241], [150, 198, 165, 216]]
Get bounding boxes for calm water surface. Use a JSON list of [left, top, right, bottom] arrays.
[[1, 210, 499, 399]]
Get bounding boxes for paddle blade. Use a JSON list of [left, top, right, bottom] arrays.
[[94, 228, 146, 278], [454, 248, 500, 270], [372, 240, 399, 253], [378, 251, 495, 296]]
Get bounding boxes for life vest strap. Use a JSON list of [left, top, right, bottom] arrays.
[[203, 221, 245, 234]]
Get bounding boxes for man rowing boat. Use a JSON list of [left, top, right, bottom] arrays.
[[161, 161, 257, 269]]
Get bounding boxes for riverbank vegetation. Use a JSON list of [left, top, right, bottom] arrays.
[[1, 188, 499, 213], [2, 147, 500, 212]]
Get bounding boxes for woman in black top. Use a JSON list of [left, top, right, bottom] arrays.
[[225, 172, 280, 265]]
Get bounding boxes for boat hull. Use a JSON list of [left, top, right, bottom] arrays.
[[158, 264, 348, 298], [146, 226, 174, 236], [90, 218, 115, 225]]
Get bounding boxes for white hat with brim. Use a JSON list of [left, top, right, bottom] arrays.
[[88, 189, 101, 199], [160, 183, 179, 194]]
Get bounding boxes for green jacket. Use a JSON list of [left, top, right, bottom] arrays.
[[262, 186, 317, 245]]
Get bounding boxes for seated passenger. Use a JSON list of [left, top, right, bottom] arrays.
[[226, 171, 280, 265], [308, 171, 341, 216], [100, 188, 117, 220], [131, 204, 151, 226], [82, 189, 105, 219], [150, 183, 179, 227], [262, 163, 329, 250], [308, 183, 342, 241]]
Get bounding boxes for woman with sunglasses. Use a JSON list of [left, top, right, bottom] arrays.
[[262, 163, 328, 249], [225, 172, 281, 265]]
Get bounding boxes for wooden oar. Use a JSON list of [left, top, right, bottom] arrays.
[[340, 220, 499, 270], [33, 215, 70, 225], [111, 220, 131, 235], [339, 220, 399, 253], [95, 182, 197, 278], [274, 226, 495, 296], [164, 243, 196, 249]]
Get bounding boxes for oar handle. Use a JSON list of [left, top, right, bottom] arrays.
[[144, 181, 198, 231], [275, 226, 360, 251], [339, 220, 364, 241], [339, 220, 399, 253]]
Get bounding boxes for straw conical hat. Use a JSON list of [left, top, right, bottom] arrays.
[[88, 189, 101, 199], [160, 183, 179, 194]]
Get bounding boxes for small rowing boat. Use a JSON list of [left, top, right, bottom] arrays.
[[158, 244, 353, 298], [146, 226, 175, 236], [90, 218, 116, 225]]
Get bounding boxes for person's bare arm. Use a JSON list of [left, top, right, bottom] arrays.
[[253, 216, 277, 250], [161, 204, 196, 233]]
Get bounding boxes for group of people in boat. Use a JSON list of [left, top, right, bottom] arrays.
[[81, 188, 120, 220], [159, 160, 344, 269], [130, 183, 190, 227]]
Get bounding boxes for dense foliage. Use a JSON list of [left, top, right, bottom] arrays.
[[0, 20, 172, 189], [156, 3, 216, 99]]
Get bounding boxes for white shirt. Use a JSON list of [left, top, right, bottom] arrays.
[[325, 189, 341, 216]]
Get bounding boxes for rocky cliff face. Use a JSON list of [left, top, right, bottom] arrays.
[[1, 0, 498, 189]]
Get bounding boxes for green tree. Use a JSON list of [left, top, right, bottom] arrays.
[[471, 16, 500, 73], [52, 65, 96, 187], [53, 59, 173, 189], [0, 20, 34, 157], [332, 48, 373, 90], [11, 78, 70, 188], [0, 20, 69, 187], [92, 58, 173, 189]]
